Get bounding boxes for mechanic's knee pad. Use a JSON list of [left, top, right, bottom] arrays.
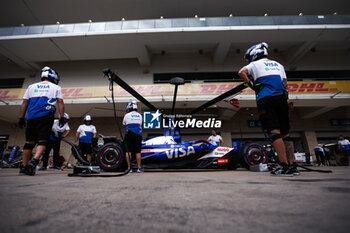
[[283, 136, 293, 142], [268, 133, 282, 143], [23, 143, 35, 150], [37, 140, 48, 147]]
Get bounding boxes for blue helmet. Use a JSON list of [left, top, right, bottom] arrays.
[[41, 66, 60, 84], [244, 42, 268, 62], [126, 100, 137, 113]]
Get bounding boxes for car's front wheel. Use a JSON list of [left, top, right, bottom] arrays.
[[97, 143, 124, 172], [241, 143, 267, 169]]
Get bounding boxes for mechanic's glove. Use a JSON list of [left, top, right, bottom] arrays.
[[59, 117, 65, 127], [244, 81, 263, 92], [244, 81, 253, 89], [18, 118, 26, 128]]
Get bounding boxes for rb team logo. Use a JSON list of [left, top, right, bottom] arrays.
[[143, 110, 161, 129]]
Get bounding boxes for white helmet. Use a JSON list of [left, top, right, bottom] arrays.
[[126, 100, 137, 113], [59, 113, 70, 120], [41, 66, 60, 84], [84, 115, 92, 121], [244, 42, 268, 62]]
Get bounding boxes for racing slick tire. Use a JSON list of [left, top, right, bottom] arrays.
[[240, 143, 268, 169], [97, 143, 125, 172]]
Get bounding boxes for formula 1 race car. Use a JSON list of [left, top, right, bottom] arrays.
[[65, 134, 267, 172]]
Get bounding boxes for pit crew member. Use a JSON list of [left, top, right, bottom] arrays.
[[75, 115, 97, 164], [338, 135, 350, 166], [18, 66, 64, 176], [238, 42, 298, 176], [208, 129, 223, 146], [123, 100, 143, 173], [314, 144, 326, 166], [39, 113, 71, 170]]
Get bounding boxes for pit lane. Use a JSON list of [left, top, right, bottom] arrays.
[[0, 167, 349, 233]]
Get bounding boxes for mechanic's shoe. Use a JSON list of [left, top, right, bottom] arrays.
[[268, 164, 280, 172], [269, 164, 281, 173], [38, 166, 47, 171], [293, 167, 300, 176], [270, 166, 293, 177], [26, 159, 39, 176], [26, 164, 36, 176], [136, 168, 144, 173], [291, 164, 300, 176], [53, 166, 63, 171], [125, 168, 132, 173], [19, 164, 26, 175]]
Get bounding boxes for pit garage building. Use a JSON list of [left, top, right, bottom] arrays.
[[0, 0, 349, 163]]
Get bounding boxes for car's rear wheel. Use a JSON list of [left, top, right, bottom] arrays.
[[241, 143, 267, 169], [97, 143, 124, 172]]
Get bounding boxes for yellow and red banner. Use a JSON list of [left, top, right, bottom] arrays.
[[1, 81, 349, 100]]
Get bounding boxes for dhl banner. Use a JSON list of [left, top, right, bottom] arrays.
[[1, 81, 349, 101]]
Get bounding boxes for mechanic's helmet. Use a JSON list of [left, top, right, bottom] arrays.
[[63, 113, 70, 120], [41, 66, 60, 84], [126, 100, 137, 113], [84, 115, 92, 124], [244, 42, 268, 62]]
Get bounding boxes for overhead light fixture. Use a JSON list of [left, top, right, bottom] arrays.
[[194, 15, 198, 18], [121, 18, 126, 21], [299, 13, 303, 16], [229, 14, 233, 17], [264, 13, 268, 16], [88, 19, 92, 23], [160, 16, 164, 19], [56, 21, 60, 24], [20, 24, 24, 27], [333, 12, 338, 15]]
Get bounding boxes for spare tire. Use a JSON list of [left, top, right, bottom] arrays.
[[241, 143, 267, 169], [97, 143, 125, 172]]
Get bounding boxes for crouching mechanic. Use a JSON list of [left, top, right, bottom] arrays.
[[123, 101, 143, 173], [238, 42, 299, 176], [75, 115, 97, 165], [39, 113, 70, 170], [18, 66, 64, 176]]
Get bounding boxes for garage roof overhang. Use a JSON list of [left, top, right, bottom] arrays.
[[0, 15, 349, 69]]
